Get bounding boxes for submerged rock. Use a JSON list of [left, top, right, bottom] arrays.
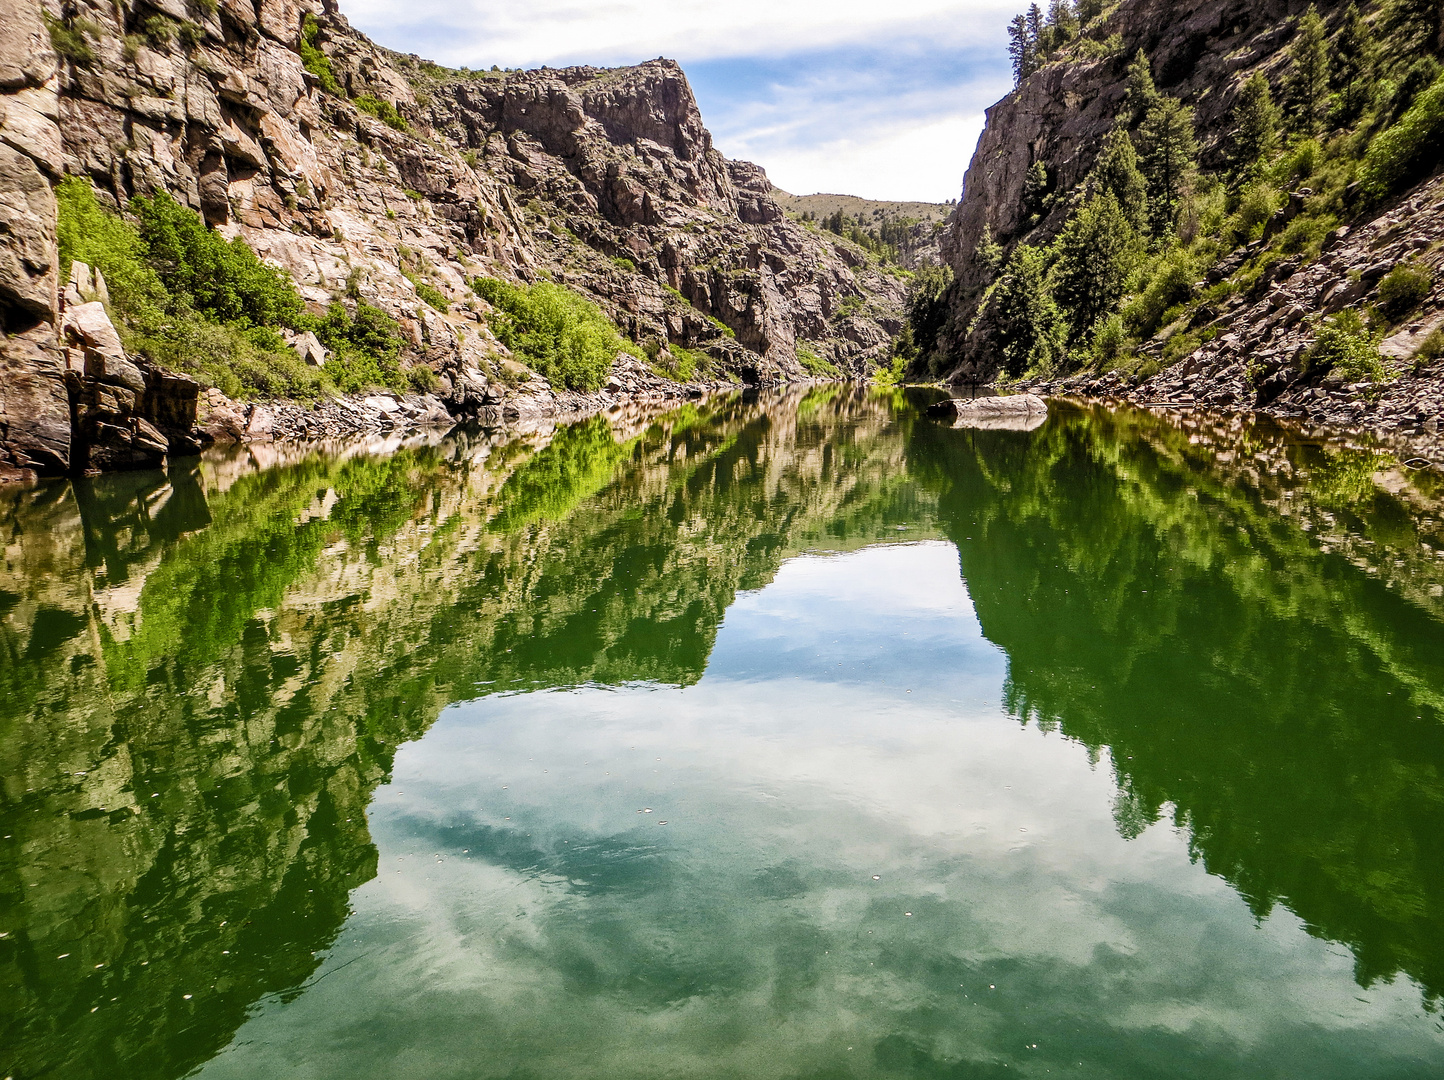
[[928, 394, 1048, 430]]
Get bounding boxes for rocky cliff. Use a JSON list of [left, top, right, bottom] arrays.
[[0, 0, 905, 481], [937, 0, 1444, 457]]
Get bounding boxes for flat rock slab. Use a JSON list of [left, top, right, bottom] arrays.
[[927, 394, 1049, 430]]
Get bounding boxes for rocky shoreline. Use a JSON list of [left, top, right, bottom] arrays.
[[1008, 367, 1444, 470], [195, 353, 737, 449]]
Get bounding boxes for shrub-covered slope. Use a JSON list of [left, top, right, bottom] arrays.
[[923, 0, 1444, 448]]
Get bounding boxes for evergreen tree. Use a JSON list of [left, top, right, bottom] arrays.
[[1137, 96, 1198, 235], [1052, 192, 1143, 342], [1286, 5, 1331, 136], [1089, 125, 1149, 229], [905, 264, 955, 366], [1077, 0, 1104, 23], [1332, 4, 1377, 125], [1008, 14, 1038, 85], [1124, 50, 1160, 125], [1047, 0, 1079, 44], [974, 224, 1004, 279], [1023, 160, 1052, 220], [1027, 4, 1047, 56], [990, 245, 1066, 376], [1230, 71, 1281, 177]]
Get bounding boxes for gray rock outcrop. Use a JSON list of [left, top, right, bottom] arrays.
[[0, 0, 908, 480]]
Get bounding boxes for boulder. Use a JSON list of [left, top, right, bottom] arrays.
[[926, 394, 1050, 432], [1381, 314, 1444, 362], [0, 328, 70, 478], [288, 329, 328, 366], [62, 302, 146, 392]]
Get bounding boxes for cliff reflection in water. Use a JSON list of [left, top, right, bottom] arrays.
[[911, 403, 1444, 1003], [2, 390, 1444, 1078], [0, 389, 924, 1080]]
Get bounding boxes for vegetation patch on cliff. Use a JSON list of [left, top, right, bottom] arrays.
[[472, 277, 641, 391], [56, 178, 411, 399], [923, 0, 1444, 387]]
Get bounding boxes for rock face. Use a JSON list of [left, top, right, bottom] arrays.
[[936, 0, 1444, 450], [944, 0, 1311, 303], [0, 0, 906, 479]]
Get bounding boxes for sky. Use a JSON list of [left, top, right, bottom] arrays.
[[342, 0, 1019, 203]]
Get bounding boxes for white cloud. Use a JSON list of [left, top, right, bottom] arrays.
[[342, 0, 1020, 200], [345, 0, 1019, 68], [739, 113, 984, 202]]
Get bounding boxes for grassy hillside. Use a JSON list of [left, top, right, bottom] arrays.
[[770, 190, 954, 226]]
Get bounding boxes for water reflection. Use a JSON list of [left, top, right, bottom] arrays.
[[909, 404, 1444, 1002], [1, 390, 1442, 1078]]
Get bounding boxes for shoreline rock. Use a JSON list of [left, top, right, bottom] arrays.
[[927, 393, 1048, 430]]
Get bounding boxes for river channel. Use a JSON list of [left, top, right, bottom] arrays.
[[3, 388, 1444, 1078]]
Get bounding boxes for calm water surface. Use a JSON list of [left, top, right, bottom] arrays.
[[4, 389, 1444, 1078]]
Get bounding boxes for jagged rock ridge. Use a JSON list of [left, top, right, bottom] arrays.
[[935, 0, 1444, 458], [0, 0, 906, 480]]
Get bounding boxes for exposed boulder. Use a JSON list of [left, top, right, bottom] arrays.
[[0, 327, 70, 478], [928, 393, 1049, 430]]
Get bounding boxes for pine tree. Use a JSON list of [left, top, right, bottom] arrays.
[[1137, 96, 1198, 235], [1027, 5, 1047, 56], [1008, 15, 1038, 85], [1047, 0, 1079, 44], [974, 225, 1004, 278], [1230, 72, 1281, 177], [1023, 160, 1051, 221], [990, 245, 1066, 376], [1332, 4, 1377, 125], [1124, 50, 1160, 125], [1286, 5, 1331, 136], [1053, 192, 1143, 342], [1077, 0, 1104, 23], [1089, 125, 1149, 229]]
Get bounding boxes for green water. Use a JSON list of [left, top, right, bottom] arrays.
[[3, 388, 1444, 1079]]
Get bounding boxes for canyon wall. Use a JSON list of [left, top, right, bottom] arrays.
[[0, 0, 906, 479]]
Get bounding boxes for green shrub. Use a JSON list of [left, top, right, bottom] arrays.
[[872, 353, 908, 388], [1308, 310, 1386, 383], [661, 342, 711, 381], [299, 14, 343, 96], [1229, 182, 1280, 244], [612, 256, 637, 273], [471, 277, 637, 391], [1277, 214, 1334, 257], [56, 177, 406, 399], [1091, 312, 1130, 366], [1123, 249, 1194, 339], [1389, 57, 1441, 121], [1360, 75, 1444, 200], [406, 275, 449, 311], [44, 14, 97, 66], [1414, 325, 1444, 366], [796, 343, 840, 378], [131, 189, 303, 329], [139, 14, 176, 47], [1377, 261, 1434, 318], [355, 94, 408, 132], [55, 177, 167, 324], [131, 315, 332, 400], [407, 365, 441, 393], [315, 301, 407, 392]]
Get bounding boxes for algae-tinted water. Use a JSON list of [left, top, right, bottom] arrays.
[[3, 389, 1444, 1078]]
